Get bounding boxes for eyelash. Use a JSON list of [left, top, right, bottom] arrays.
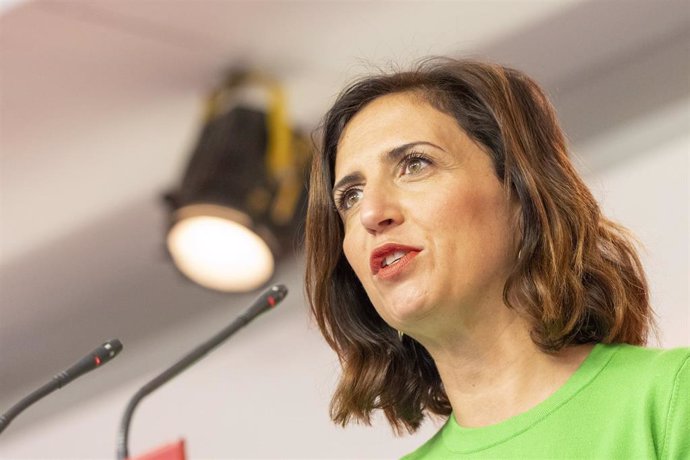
[[333, 151, 432, 212], [333, 188, 361, 212], [402, 152, 432, 175]]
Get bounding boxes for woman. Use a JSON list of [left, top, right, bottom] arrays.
[[304, 59, 689, 458]]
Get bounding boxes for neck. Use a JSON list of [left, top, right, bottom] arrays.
[[412, 304, 593, 428]]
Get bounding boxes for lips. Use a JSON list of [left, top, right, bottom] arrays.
[[370, 243, 422, 280]]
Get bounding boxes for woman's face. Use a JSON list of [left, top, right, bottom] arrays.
[[333, 92, 516, 340]]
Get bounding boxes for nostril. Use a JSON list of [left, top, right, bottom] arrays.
[[379, 218, 394, 227], [359, 193, 403, 232]]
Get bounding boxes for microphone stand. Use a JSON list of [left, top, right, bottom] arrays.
[[116, 284, 287, 460], [0, 339, 123, 435]]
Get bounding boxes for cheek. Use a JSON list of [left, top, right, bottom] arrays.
[[434, 185, 512, 261], [342, 232, 363, 275], [465, 191, 515, 272], [432, 187, 482, 230]]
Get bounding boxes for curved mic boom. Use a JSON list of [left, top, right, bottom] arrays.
[[0, 339, 123, 435], [116, 284, 288, 460]]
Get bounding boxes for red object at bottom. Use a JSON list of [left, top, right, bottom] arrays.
[[128, 439, 186, 460]]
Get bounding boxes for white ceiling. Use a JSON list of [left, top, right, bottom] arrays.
[[0, 0, 582, 264], [0, 0, 688, 445]]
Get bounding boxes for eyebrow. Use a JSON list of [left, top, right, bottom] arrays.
[[332, 141, 444, 195]]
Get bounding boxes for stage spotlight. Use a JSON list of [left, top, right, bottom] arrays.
[[165, 72, 310, 292]]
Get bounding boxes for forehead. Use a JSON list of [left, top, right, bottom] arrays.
[[334, 92, 459, 176]]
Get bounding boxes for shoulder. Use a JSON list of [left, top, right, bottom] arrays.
[[598, 344, 690, 457], [400, 420, 448, 460], [594, 343, 689, 403], [599, 343, 689, 377]]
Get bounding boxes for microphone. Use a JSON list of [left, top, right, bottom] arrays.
[[116, 284, 288, 460], [0, 339, 123, 435]]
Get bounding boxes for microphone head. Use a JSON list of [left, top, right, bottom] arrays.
[[268, 284, 288, 304], [93, 339, 123, 367]]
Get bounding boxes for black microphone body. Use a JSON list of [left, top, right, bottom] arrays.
[[116, 284, 288, 460], [0, 339, 123, 435]]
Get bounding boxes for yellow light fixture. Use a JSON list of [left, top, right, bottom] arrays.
[[164, 71, 310, 292]]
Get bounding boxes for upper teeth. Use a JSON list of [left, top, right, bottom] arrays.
[[382, 250, 407, 267]]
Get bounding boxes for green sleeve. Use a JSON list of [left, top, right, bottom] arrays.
[[662, 354, 690, 459]]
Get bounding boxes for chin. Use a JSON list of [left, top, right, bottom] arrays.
[[381, 292, 434, 328]]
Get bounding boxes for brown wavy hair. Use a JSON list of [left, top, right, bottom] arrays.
[[304, 58, 653, 434]]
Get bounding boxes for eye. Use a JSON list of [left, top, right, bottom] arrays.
[[335, 187, 363, 211], [402, 153, 431, 176]]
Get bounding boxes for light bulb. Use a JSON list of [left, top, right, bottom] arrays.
[[167, 212, 274, 292]]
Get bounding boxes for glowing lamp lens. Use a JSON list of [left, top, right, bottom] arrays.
[[167, 214, 274, 292]]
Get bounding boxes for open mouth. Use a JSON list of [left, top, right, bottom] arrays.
[[370, 244, 422, 278], [382, 250, 408, 268]]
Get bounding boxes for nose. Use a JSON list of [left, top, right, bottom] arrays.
[[359, 184, 403, 234]]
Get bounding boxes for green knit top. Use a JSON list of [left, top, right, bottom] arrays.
[[403, 344, 690, 459]]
